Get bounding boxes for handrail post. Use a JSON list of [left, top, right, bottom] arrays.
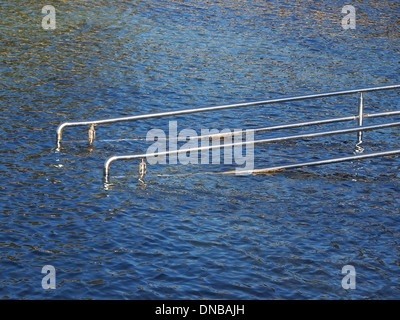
[[356, 92, 364, 152]]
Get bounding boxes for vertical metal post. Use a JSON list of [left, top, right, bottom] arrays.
[[358, 92, 364, 127], [356, 92, 364, 152]]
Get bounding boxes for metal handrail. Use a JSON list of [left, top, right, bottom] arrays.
[[54, 84, 400, 180], [103, 120, 400, 178], [56, 84, 400, 150]]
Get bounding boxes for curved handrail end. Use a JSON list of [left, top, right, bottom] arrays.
[[56, 122, 71, 149], [104, 156, 119, 177]]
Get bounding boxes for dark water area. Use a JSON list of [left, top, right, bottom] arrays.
[[1, 0, 400, 299]]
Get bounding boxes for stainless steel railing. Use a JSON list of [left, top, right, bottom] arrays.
[[55, 84, 400, 180], [103, 120, 400, 178], [56, 84, 400, 150]]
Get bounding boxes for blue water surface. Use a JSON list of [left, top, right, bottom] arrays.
[[0, 0, 400, 299]]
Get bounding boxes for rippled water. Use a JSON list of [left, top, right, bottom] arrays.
[[1, 0, 400, 299]]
